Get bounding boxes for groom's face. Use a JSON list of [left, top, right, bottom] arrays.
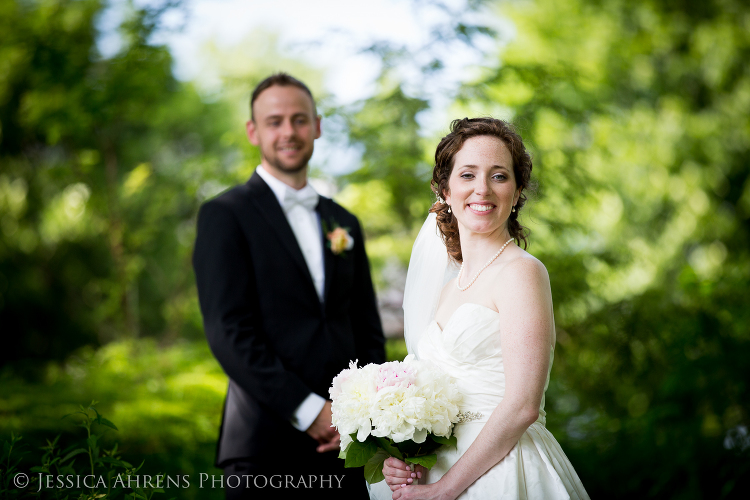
[[247, 85, 321, 175]]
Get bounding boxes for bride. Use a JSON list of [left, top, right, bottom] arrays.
[[369, 117, 589, 500]]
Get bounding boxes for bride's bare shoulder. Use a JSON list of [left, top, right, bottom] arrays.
[[484, 249, 552, 313], [495, 247, 550, 283]]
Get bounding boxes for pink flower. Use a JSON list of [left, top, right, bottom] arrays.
[[375, 361, 416, 391]]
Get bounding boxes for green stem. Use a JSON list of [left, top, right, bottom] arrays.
[[86, 414, 95, 493], [6, 438, 12, 474]]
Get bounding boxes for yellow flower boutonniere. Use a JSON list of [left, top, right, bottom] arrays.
[[325, 224, 354, 256]]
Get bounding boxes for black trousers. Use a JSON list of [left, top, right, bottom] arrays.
[[223, 453, 369, 500]]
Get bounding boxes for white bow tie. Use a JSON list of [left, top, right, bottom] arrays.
[[284, 187, 319, 212]]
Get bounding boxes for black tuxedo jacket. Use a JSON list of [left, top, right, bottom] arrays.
[[193, 171, 385, 467]]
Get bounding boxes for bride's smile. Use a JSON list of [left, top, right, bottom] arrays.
[[444, 135, 521, 241]]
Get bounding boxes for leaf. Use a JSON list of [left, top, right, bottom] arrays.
[[430, 434, 457, 449], [375, 437, 403, 460], [100, 457, 130, 468], [338, 433, 358, 460], [405, 454, 437, 469], [59, 464, 76, 475], [99, 418, 119, 431], [90, 406, 102, 423], [364, 449, 389, 484], [397, 438, 441, 456], [61, 448, 88, 463], [344, 439, 378, 468]]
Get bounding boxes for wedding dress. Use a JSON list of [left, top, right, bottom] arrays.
[[369, 303, 589, 499], [368, 214, 589, 500]]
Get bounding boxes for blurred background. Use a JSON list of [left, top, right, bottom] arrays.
[[1, 0, 749, 498]]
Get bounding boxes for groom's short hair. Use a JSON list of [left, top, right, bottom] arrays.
[[250, 73, 317, 121]]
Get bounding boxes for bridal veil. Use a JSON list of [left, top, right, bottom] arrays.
[[402, 212, 458, 357]]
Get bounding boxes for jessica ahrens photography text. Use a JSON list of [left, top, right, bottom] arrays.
[[23, 473, 346, 492]]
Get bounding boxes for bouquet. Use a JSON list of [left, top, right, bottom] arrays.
[[329, 355, 461, 484]]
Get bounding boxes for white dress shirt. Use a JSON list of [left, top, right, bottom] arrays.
[[255, 166, 327, 431]]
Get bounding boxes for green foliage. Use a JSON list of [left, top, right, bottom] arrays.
[[343, 437, 378, 468], [0, 339, 226, 452], [0, 340, 225, 499], [0, 404, 170, 500], [404, 454, 436, 469], [343, 85, 431, 229], [429, 434, 457, 449], [363, 449, 390, 484], [341, 433, 448, 484], [1, 433, 26, 499], [384, 338, 408, 362], [0, 0, 240, 368], [374, 437, 403, 460]]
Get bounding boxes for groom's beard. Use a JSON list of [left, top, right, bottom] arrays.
[[264, 149, 313, 174]]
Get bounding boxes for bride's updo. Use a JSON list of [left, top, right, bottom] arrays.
[[430, 117, 533, 262]]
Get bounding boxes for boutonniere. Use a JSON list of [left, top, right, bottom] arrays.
[[323, 220, 354, 256]]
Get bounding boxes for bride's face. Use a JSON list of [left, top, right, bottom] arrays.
[[444, 135, 520, 237]]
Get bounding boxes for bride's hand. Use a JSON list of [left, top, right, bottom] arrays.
[[391, 482, 444, 500], [383, 457, 423, 491]]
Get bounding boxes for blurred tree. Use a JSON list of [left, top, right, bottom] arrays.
[[344, 83, 430, 230], [0, 0, 240, 371]]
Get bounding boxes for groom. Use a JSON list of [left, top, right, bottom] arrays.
[[193, 73, 385, 499]]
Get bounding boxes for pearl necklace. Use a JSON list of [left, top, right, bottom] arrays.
[[456, 238, 514, 291]]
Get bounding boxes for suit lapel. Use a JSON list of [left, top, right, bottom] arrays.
[[316, 196, 336, 305], [246, 172, 317, 293]]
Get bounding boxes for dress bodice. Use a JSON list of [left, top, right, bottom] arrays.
[[416, 303, 553, 423]]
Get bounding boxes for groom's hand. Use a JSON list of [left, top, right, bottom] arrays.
[[307, 400, 340, 453]]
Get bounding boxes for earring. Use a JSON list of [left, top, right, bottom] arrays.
[[447, 206, 452, 214], [512, 205, 516, 213]]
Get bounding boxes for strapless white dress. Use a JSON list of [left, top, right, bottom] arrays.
[[369, 303, 589, 500]]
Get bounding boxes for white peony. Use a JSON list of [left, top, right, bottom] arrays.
[[330, 355, 461, 447], [329, 360, 379, 450]]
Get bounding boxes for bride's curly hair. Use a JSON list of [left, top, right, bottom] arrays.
[[430, 117, 533, 262]]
